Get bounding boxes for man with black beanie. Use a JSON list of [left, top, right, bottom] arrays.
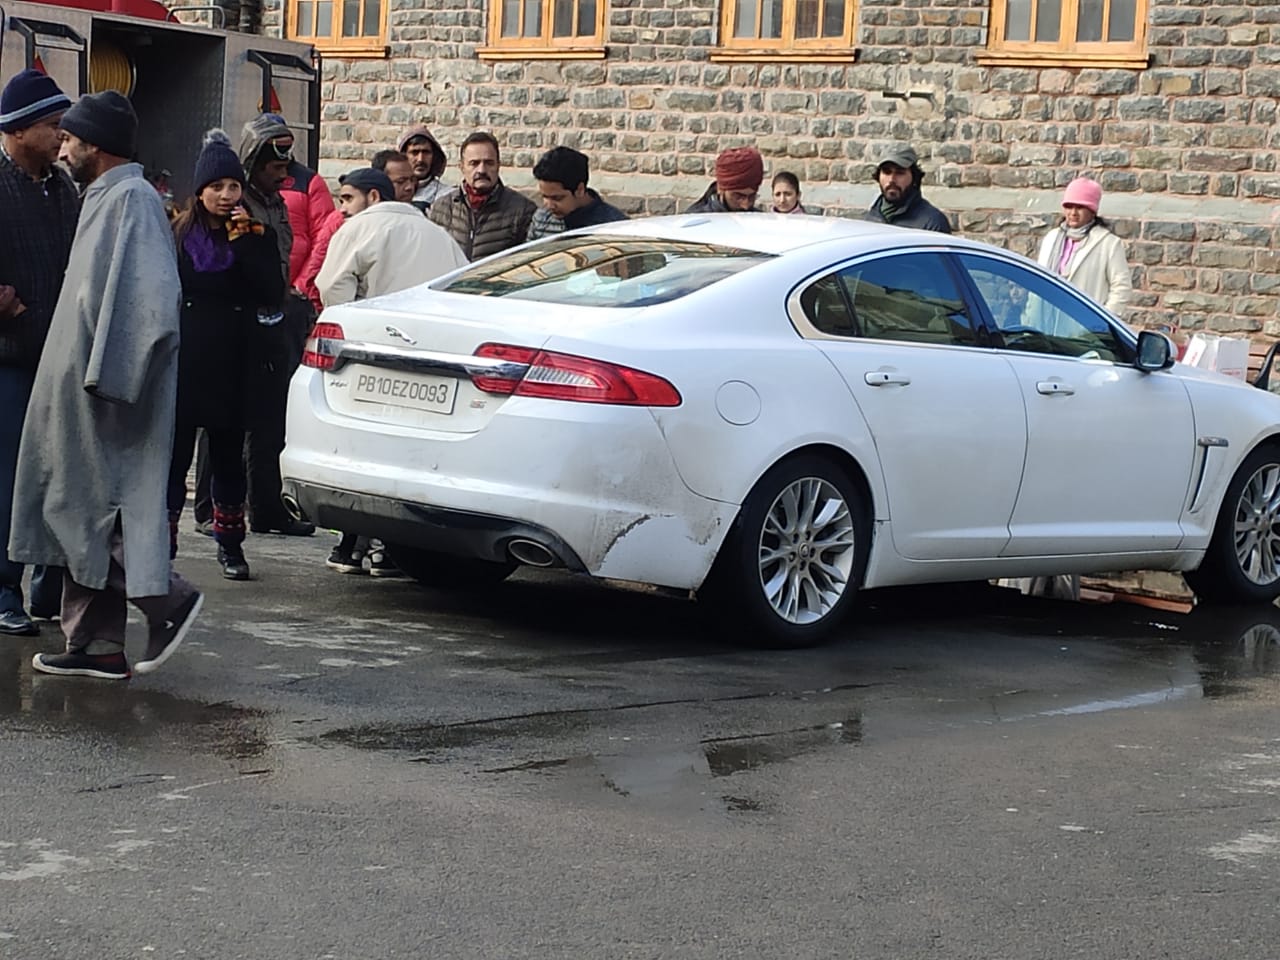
[[11, 91, 203, 680], [0, 69, 76, 636]]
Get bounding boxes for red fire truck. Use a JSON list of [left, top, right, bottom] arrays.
[[0, 0, 320, 201]]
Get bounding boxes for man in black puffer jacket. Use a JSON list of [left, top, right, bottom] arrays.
[[864, 143, 951, 234]]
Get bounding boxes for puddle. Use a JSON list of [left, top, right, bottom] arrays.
[[1184, 609, 1280, 699], [702, 718, 863, 776], [0, 639, 271, 760]]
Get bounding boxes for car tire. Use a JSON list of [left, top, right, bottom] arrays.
[[1184, 443, 1280, 605], [386, 544, 517, 590], [704, 454, 870, 649]]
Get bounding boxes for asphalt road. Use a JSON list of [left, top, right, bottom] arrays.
[[2, 532, 1279, 959]]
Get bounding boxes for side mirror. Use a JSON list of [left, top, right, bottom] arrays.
[[1135, 329, 1175, 372]]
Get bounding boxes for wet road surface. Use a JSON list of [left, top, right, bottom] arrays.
[[3, 533, 1280, 958]]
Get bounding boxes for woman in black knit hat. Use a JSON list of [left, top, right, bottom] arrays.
[[166, 130, 285, 580]]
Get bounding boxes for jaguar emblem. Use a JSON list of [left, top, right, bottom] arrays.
[[385, 325, 417, 346]]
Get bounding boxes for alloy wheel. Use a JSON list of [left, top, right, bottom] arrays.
[[1233, 463, 1280, 585], [756, 477, 857, 625]]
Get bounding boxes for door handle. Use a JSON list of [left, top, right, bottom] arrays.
[[864, 371, 911, 387], [1036, 380, 1074, 396]]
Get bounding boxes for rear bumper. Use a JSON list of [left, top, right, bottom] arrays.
[[283, 481, 587, 570], [282, 367, 739, 589]]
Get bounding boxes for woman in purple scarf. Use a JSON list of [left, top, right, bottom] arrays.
[[166, 130, 285, 581]]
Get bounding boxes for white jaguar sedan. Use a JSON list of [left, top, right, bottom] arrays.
[[281, 214, 1280, 647]]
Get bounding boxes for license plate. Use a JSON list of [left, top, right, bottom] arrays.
[[350, 370, 458, 415]]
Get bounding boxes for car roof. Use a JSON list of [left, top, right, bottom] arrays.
[[573, 212, 989, 258]]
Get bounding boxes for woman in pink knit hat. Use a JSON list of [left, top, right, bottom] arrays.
[[1035, 177, 1133, 316]]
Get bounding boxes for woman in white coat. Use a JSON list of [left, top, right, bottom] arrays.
[[1036, 177, 1133, 317]]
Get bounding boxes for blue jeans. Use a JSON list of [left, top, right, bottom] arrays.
[[0, 366, 63, 617]]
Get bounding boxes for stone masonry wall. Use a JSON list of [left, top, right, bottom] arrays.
[[259, 0, 1280, 339]]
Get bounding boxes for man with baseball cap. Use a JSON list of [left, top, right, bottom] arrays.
[[0, 68, 77, 637], [864, 142, 951, 233], [317, 166, 466, 307], [11, 91, 203, 679], [688, 146, 765, 213]]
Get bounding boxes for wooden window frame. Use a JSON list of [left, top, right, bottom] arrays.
[[712, 0, 857, 63], [286, 0, 389, 59], [979, 0, 1150, 69], [478, 0, 607, 61]]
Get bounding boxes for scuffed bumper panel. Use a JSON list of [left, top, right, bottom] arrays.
[[282, 369, 739, 590], [283, 482, 588, 570]]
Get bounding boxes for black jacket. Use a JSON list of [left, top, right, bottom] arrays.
[[0, 151, 80, 370], [686, 183, 741, 214], [564, 191, 629, 229], [864, 188, 952, 233], [175, 225, 286, 431]]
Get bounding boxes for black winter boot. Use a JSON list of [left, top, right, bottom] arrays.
[[217, 543, 251, 581]]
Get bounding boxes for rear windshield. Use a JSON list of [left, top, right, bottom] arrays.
[[435, 236, 773, 308]]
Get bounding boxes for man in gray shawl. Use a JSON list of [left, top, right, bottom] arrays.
[[9, 91, 203, 680]]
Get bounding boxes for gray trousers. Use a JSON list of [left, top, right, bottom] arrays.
[[60, 525, 197, 656]]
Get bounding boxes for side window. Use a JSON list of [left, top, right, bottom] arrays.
[[799, 274, 856, 337], [798, 253, 976, 346], [840, 253, 977, 347], [957, 253, 1131, 363]]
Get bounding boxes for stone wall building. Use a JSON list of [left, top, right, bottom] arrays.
[[245, 0, 1279, 339]]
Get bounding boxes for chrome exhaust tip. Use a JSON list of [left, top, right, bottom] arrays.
[[281, 493, 309, 523], [507, 538, 557, 568]]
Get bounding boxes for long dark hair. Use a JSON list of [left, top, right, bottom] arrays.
[[772, 170, 801, 193], [171, 194, 225, 247]]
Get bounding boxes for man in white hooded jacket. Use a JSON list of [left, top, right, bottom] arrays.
[[316, 167, 467, 308]]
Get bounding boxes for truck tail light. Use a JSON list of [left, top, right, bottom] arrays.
[[472, 343, 681, 407], [303, 322, 345, 371]]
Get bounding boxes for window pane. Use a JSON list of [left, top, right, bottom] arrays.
[[762, 0, 783, 38], [795, 0, 819, 39], [822, 0, 846, 37], [1076, 0, 1103, 42], [437, 238, 774, 308], [1005, 0, 1031, 41], [523, 0, 542, 37], [958, 254, 1127, 362], [501, 0, 520, 37], [362, 0, 381, 36], [838, 254, 976, 347], [316, 0, 332, 35], [733, 0, 758, 38], [1108, 0, 1136, 41], [553, 0, 574, 37], [341, 0, 359, 36], [1035, 0, 1061, 42], [296, 0, 314, 36], [577, 0, 596, 35], [801, 275, 855, 337]]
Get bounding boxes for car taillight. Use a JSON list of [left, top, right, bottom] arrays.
[[303, 322, 345, 371], [473, 343, 681, 407]]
